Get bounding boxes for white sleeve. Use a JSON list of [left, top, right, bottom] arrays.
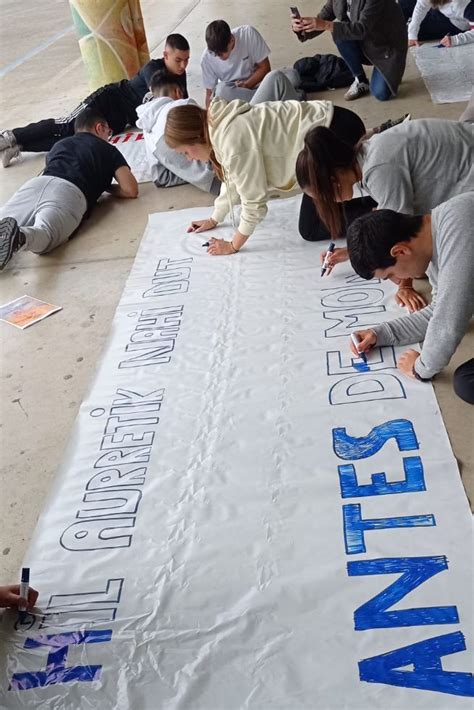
[[201, 52, 218, 90], [246, 26, 271, 63], [407, 0, 431, 40], [451, 29, 474, 45]]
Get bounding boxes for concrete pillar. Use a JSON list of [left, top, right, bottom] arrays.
[[70, 0, 150, 90]]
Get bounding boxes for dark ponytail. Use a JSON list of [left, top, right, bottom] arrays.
[[295, 126, 358, 239]]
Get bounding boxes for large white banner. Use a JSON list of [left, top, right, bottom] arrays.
[[1, 197, 473, 709], [109, 131, 152, 183]]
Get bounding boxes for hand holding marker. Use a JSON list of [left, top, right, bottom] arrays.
[[351, 332, 367, 363], [321, 241, 336, 276]]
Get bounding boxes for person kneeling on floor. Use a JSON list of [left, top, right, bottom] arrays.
[[346, 193, 474, 404], [0, 108, 138, 270], [136, 70, 221, 194]]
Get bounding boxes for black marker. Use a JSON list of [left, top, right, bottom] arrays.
[[321, 241, 335, 276], [202, 242, 210, 247], [18, 567, 30, 622]]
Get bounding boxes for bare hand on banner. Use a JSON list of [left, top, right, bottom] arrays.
[[320, 246, 349, 274], [397, 348, 421, 378], [349, 329, 377, 356], [395, 286, 427, 312], [207, 238, 236, 256], [187, 219, 218, 234], [408, 39, 421, 47]]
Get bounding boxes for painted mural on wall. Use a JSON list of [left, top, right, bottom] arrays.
[[70, 0, 150, 89]]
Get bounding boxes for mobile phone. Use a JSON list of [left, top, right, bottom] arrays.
[[290, 6, 306, 40]]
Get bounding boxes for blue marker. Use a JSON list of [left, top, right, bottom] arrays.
[[433, 33, 449, 47], [321, 241, 336, 276], [351, 332, 368, 364], [18, 567, 30, 621]]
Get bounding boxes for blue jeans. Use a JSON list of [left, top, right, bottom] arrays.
[[399, 0, 464, 39], [334, 39, 393, 102]]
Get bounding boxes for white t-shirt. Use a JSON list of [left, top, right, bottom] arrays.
[[201, 25, 270, 91]]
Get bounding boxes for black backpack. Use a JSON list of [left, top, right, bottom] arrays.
[[294, 53, 353, 92]]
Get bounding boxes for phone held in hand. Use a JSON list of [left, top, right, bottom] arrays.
[[290, 6, 306, 41]]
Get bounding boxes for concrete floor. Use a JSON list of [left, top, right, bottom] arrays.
[[0, 0, 472, 586]]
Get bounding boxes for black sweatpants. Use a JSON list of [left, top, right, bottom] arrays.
[[12, 83, 136, 153], [453, 358, 474, 405], [298, 105, 376, 242]]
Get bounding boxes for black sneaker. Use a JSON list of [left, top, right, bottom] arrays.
[[0, 217, 24, 270]]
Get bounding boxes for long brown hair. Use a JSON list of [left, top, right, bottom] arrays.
[[164, 104, 223, 179], [295, 126, 359, 239]]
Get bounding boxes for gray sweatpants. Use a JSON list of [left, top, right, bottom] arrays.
[[214, 69, 303, 105], [0, 175, 87, 254]]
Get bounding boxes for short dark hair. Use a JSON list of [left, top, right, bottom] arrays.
[[346, 210, 424, 280], [165, 33, 190, 51], [74, 107, 107, 133], [205, 20, 232, 55], [150, 69, 181, 96]]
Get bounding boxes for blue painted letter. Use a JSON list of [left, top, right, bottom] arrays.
[[338, 456, 425, 498], [343, 504, 435, 554], [333, 419, 419, 460], [348, 556, 459, 629], [10, 629, 112, 691], [359, 631, 474, 696]]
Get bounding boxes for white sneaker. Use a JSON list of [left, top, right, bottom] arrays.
[[344, 79, 370, 101]]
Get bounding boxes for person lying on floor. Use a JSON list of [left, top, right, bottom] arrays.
[[136, 70, 221, 195], [164, 97, 366, 256], [291, 0, 407, 101], [0, 108, 138, 270], [346, 195, 474, 405], [401, 0, 473, 44], [201, 20, 302, 107], [0, 33, 190, 168], [295, 117, 474, 310]]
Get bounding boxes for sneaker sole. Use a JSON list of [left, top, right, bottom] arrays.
[[344, 91, 370, 101], [0, 217, 19, 270]]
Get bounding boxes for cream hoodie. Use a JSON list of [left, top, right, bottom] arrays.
[[209, 98, 334, 237]]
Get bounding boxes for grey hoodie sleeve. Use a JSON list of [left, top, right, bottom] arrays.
[[373, 194, 474, 379], [451, 30, 474, 46], [154, 137, 217, 193]]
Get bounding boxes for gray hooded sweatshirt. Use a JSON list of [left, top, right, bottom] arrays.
[[136, 97, 220, 194]]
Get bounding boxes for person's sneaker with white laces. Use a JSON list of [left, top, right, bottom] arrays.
[[344, 79, 370, 101], [1, 145, 21, 168], [0, 217, 25, 270]]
